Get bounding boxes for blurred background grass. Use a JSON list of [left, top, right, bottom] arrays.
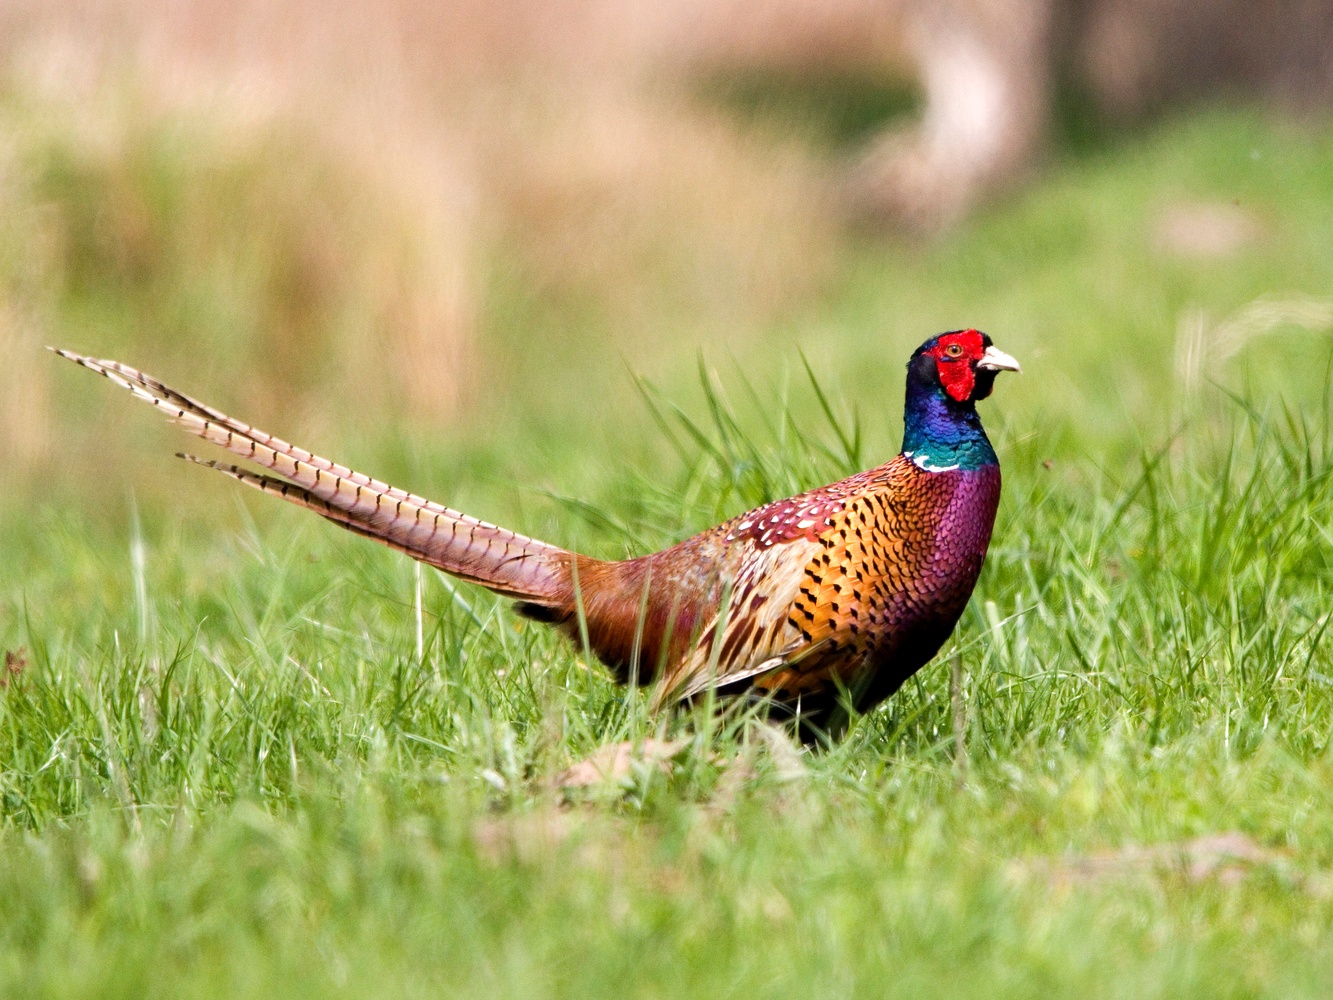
[[0, 1, 1326, 515], [5, 90, 1331, 564], [2, 2, 1333, 996]]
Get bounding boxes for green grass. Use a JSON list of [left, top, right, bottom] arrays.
[[4, 105, 1333, 997]]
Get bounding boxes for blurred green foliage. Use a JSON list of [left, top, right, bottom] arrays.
[[695, 66, 920, 149]]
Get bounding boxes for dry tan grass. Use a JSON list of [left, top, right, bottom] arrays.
[[0, 0, 864, 479], [1174, 294, 1333, 397]]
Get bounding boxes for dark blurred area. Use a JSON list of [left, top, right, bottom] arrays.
[[0, 0, 1330, 489]]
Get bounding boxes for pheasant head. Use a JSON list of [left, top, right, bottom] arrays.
[[902, 329, 1020, 473]]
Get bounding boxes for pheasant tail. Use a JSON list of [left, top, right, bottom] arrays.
[[50, 349, 577, 608]]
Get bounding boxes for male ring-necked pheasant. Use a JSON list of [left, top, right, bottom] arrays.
[[55, 329, 1019, 739]]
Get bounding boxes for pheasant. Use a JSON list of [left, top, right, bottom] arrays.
[[53, 329, 1019, 740]]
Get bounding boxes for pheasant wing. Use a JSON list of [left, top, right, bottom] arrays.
[[652, 458, 922, 708]]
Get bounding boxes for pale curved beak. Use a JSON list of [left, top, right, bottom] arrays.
[[977, 345, 1022, 373]]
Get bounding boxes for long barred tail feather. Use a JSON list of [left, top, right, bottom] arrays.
[[53, 349, 576, 609]]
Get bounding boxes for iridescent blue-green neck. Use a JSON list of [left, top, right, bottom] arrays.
[[900, 379, 997, 472]]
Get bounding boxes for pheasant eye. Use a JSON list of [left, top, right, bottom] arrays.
[[944, 343, 964, 358]]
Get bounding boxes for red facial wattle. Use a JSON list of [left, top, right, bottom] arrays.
[[927, 329, 985, 402], [935, 359, 975, 402]]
